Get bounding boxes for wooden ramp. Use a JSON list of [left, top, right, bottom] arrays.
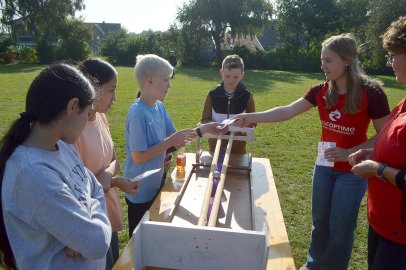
[[113, 153, 295, 270], [134, 214, 267, 270]]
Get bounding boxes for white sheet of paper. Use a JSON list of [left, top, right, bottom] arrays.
[[316, 142, 336, 167], [222, 118, 236, 126], [217, 118, 236, 129], [130, 168, 161, 182]]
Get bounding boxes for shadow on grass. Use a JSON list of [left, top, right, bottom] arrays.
[[244, 70, 324, 93], [378, 75, 406, 91], [0, 63, 43, 74], [178, 66, 404, 94], [177, 66, 325, 93]]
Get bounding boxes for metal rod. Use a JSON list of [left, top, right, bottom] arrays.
[[197, 137, 223, 226], [208, 132, 234, 227]]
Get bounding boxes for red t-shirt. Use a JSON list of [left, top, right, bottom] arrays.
[[304, 82, 390, 172], [369, 99, 406, 245]]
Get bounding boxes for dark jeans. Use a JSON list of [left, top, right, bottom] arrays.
[[368, 226, 406, 270], [126, 172, 167, 237], [105, 231, 119, 270], [126, 198, 155, 238]]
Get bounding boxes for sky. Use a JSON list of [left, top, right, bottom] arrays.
[[76, 0, 187, 33]]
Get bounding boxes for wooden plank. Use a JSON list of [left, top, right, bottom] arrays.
[[202, 126, 255, 141], [113, 154, 295, 270], [149, 154, 196, 222], [216, 174, 252, 229], [196, 151, 251, 172], [198, 138, 222, 226], [136, 221, 267, 270], [171, 174, 208, 226], [167, 165, 197, 222], [208, 132, 234, 226], [134, 212, 148, 270], [113, 237, 135, 270], [171, 168, 252, 230], [251, 158, 296, 270]]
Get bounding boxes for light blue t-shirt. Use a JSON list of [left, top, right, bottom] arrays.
[[124, 99, 176, 203]]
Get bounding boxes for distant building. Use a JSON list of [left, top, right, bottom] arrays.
[[221, 33, 265, 52], [15, 35, 36, 46], [5, 18, 38, 46], [4, 19, 121, 54], [85, 22, 121, 55], [257, 23, 279, 50], [220, 20, 281, 53]]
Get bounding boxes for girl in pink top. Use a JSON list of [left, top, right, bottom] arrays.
[[77, 58, 139, 270]]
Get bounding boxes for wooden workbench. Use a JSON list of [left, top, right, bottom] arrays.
[[113, 153, 295, 270]]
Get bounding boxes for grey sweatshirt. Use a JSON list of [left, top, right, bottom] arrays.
[[1, 140, 111, 270]]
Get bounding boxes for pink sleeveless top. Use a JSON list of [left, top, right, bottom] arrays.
[[76, 113, 124, 231]]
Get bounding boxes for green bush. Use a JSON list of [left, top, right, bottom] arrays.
[[55, 40, 91, 62], [101, 29, 132, 66], [0, 38, 12, 62], [36, 41, 56, 64], [2, 46, 18, 63], [19, 47, 38, 63], [231, 45, 321, 71], [101, 30, 186, 66]]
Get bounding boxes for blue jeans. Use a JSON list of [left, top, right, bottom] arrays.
[[305, 165, 367, 270]]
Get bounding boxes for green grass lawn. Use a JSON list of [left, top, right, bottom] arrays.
[[1, 63, 404, 269]]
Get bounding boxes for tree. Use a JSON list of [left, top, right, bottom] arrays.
[[55, 19, 92, 61], [0, 0, 85, 62], [101, 29, 169, 66], [361, 0, 406, 73], [101, 28, 131, 65], [275, 0, 336, 52], [333, 0, 370, 34], [180, 24, 214, 66], [100, 27, 190, 66], [177, 0, 272, 65], [163, 25, 185, 64]]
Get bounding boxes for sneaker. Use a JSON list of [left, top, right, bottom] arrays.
[[299, 266, 310, 270]]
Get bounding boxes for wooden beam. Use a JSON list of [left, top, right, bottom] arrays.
[[166, 164, 197, 222], [197, 137, 222, 226], [208, 132, 234, 227], [135, 221, 267, 270]]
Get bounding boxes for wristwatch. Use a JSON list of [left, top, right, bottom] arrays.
[[376, 163, 388, 180], [196, 127, 202, 138]]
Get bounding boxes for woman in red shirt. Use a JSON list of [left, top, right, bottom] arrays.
[[234, 33, 390, 270], [351, 16, 406, 270]]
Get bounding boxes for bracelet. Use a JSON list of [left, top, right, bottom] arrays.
[[376, 163, 388, 180], [395, 170, 406, 190], [196, 127, 202, 138]]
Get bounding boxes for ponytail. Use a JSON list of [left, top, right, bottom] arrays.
[[0, 116, 34, 269]]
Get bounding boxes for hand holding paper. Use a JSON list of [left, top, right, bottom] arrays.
[[130, 168, 161, 182], [316, 142, 336, 167], [217, 118, 236, 129]]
